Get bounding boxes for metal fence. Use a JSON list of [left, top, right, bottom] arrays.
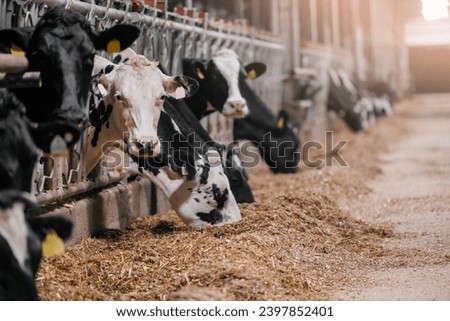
[[0, 0, 285, 207]]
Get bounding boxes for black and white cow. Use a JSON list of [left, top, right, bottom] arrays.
[[234, 79, 300, 174], [183, 49, 300, 177], [327, 69, 370, 132], [182, 49, 266, 119], [86, 54, 199, 175], [223, 145, 254, 203], [0, 7, 140, 153], [136, 102, 242, 227], [0, 90, 73, 301], [0, 190, 72, 300], [182, 51, 299, 173], [328, 69, 376, 131]]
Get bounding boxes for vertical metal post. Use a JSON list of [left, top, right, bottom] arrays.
[[251, 0, 260, 28], [291, 0, 300, 70], [235, 0, 245, 19], [331, 0, 340, 47], [310, 0, 318, 43], [271, 0, 280, 34], [351, 0, 366, 82]]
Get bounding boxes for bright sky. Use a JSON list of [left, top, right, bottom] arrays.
[[421, 0, 449, 21]]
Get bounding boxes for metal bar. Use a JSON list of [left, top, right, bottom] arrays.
[[309, 0, 318, 43], [0, 72, 41, 88], [36, 174, 124, 205], [32, 0, 284, 49], [0, 53, 28, 73]]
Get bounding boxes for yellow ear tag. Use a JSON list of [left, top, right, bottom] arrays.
[[10, 43, 25, 57], [197, 68, 205, 80], [42, 230, 65, 257], [106, 39, 121, 53], [247, 69, 257, 80], [277, 117, 285, 129]]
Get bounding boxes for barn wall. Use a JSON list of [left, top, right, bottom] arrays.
[[409, 45, 450, 93]]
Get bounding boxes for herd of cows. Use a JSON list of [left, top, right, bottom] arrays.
[[0, 7, 393, 300]]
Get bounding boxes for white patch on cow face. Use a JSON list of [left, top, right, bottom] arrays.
[[212, 49, 248, 118], [0, 203, 30, 274]]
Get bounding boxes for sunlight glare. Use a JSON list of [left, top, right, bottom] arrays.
[[422, 0, 450, 21]]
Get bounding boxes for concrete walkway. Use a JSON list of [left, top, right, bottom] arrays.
[[333, 94, 450, 300]]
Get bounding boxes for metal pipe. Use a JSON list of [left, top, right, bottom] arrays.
[[0, 72, 41, 88], [32, 0, 284, 49], [37, 175, 124, 205], [0, 54, 28, 73]]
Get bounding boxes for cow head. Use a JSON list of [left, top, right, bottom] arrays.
[[223, 145, 255, 203], [87, 55, 198, 174], [0, 190, 73, 300], [261, 110, 300, 174], [0, 89, 38, 192], [184, 155, 242, 228], [151, 152, 242, 229], [0, 7, 140, 152], [183, 49, 266, 118]]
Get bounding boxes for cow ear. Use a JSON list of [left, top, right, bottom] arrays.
[[245, 62, 266, 80], [183, 59, 207, 81], [93, 24, 140, 53], [195, 62, 207, 80], [0, 190, 39, 215], [276, 110, 289, 129], [0, 27, 34, 55], [164, 76, 199, 99], [27, 215, 73, 245]]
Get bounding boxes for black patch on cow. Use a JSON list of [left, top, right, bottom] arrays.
[[196, 183, 228, 225], [91, 102, 113, 147], [194, 198, 200, 203], [199, 163, 210, 185], [205, 60, 229, 112], [105, 64, 115, 74], [112, 54, 122, 64]]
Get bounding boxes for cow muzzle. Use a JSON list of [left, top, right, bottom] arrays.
[[128, 139, 161, 158], [223, 99, 249, 118]]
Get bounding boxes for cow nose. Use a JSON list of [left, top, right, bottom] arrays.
[[132, 140, 160, 157], [228, 100, 247, 112], [57, 113, 88, 131]]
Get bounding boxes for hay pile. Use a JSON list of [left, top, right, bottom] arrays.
[[36, 111, 423, 300], [38, 192, 396, 300]]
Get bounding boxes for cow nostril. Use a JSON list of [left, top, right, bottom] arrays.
[[64, 132, 74, 144], [134, 141, 145, 150], [229, 100, 246, 112]]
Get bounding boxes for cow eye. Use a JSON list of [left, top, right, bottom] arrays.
[[115, 93, 123, 101], [30, 48, 45, 58]]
